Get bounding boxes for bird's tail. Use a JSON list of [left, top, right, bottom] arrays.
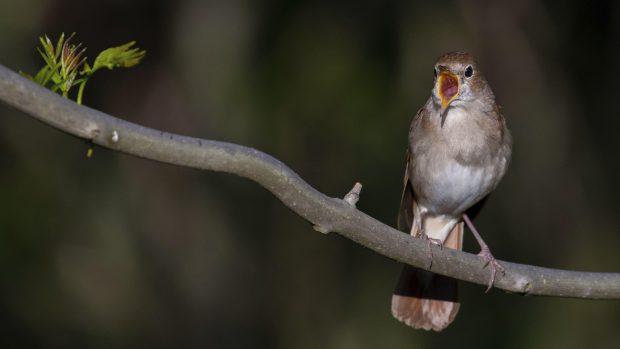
[[391, 221, 463, 331]]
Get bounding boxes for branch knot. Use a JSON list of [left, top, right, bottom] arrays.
[[344, 182, 362, 207]]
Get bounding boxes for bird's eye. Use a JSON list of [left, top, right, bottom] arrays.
[[433, 67, 438, 78], [465, 65, 473, 78]]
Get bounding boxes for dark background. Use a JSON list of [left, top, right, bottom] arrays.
[[1, 0, 620, 348]]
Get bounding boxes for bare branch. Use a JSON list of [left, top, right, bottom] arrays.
[[1, 63, 619, 299]]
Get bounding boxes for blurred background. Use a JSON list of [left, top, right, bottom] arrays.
[[1, 0, 620, 348]]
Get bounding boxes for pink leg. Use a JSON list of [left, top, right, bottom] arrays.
[[463, 214, 504, 292]]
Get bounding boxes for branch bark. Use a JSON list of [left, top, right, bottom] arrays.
[[1, 63, 619, 299]]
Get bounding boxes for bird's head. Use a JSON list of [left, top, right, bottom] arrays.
[[431, 52, 492, 126]]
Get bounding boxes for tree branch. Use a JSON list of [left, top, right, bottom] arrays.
[[1, 63, 619, 299]]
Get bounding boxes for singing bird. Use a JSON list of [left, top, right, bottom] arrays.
[[391, 52, 512, 331]]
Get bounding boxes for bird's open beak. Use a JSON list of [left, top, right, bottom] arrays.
[[437, 72, 460, 112], [436, 71, 460, 127]]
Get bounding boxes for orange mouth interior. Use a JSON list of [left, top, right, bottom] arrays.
[[438, 72, 459, 109]]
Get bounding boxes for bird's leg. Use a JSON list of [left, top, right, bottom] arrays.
[[415, 212, 443, 268], [462, 213, 504, 292]]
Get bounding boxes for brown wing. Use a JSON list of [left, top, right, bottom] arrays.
[[396, 148, 414, 233], [397, 106, 429, 233]]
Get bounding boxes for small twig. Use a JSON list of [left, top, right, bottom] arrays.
[[344, 182, 362, 206]]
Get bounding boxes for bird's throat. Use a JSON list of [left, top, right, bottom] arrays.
[[440, 107, 449, 128]]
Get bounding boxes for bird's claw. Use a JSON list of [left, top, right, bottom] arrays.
[[418, 232, 443, 268], [478, 246, 504, 293]]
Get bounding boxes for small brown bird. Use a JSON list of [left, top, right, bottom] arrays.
[[391, 52, 512, 331]]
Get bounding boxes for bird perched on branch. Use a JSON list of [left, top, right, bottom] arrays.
[[391, 52, 512, 331]]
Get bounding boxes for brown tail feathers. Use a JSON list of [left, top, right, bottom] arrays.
[[391, 223, 463, 331]]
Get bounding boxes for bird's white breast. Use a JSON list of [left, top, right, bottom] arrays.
[[426, 158, 498, 214]]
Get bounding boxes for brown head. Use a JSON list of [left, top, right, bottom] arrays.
[[431, 52, 494, 125]]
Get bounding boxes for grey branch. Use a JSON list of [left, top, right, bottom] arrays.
[[1, 63, 619, 299]]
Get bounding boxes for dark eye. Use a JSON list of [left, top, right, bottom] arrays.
[[464, 65, 473, 78], [433, 67, 438, 78]]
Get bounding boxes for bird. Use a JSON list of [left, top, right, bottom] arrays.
[[391, 52, 512, 331]]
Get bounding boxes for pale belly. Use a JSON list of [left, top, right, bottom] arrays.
[[413, 157, 504, 215]]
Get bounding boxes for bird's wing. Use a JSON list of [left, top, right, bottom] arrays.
[[397, 147, 415, 233], [397, 107, 427, 233]]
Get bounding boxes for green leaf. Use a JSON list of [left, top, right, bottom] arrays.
[[39, 35, 56, 64], [24, 32, 144, 104], [33, 66, 50, 85], [92, 41, 145, 72], [54, 33, 66, 62], [82, 62, 92, 74], [37, 48, 51, 67], [51, 73, 62, 84]]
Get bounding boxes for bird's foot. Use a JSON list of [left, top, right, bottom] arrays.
[[418, 231, 443, 268], [463, 213, 504, 292], [478, 246, 505, 292]]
